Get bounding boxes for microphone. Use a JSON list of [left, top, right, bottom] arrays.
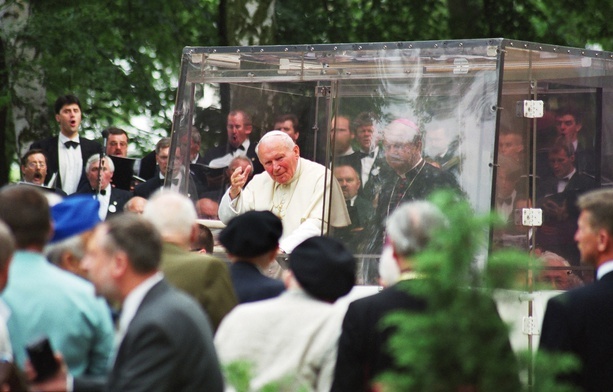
[[97, 129, 110, 199], [101, 129, 109, 156]]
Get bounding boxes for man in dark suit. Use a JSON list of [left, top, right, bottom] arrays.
[[219, 210, 285, 304], [555, 106, 595, 177], [142, 191, 237, 332], [333, 164, 373, 252], [537, 141, 596, 200], [539, 188, 613, 392], [76, 155, 132, 220], [331, 200, 518, 392], [202, 109, 264, 175], [31, 213, 224, 392], [536, 141, 597, 266], [30, 95, 101, 195], [363, 118, 460, 254], [331, 115, 362, 180], [134, 137, 201, 201]]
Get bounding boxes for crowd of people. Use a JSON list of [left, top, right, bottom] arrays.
[[2, 92, 610, 391]]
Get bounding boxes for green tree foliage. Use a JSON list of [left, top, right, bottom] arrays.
[[2, 0, 613, 184]]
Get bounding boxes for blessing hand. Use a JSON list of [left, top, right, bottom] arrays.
[[229, 165, 252, 199]]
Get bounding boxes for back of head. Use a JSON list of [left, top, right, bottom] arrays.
[[0, 220, 15, 269], [577, 188, 613, 235], [386, 200, 447, 259], [219, 210, 282, 258], [101, 214, 162, 274], [289, 236, 356, 302], [142, 190, 197, 243], [0, 185, 51, 249], [193, 222, 215, 254]]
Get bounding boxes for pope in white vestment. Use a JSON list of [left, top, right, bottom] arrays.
[[219, 131, 350, 253]]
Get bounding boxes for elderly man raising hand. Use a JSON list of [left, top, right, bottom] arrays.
[[219, 130, 349, 253]]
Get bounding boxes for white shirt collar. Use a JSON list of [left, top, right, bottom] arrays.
[[338, 147, 355, 157], [348, 195, 357, 206], [118, 272, 164, 335], [597, 260, 613, 280], [58, 133, 80, 144]]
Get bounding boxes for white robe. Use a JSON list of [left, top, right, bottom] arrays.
[[214, 289, 345, 392], [219, 158, 350, 252]]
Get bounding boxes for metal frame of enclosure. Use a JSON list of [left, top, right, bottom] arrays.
[[167, 39, 613, 295]]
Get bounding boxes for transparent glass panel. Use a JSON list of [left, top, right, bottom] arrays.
[[170, 40, 613, 289], [169, 41, 503, 284]]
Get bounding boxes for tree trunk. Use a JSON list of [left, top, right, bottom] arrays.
[[0, 0, 50, 181]]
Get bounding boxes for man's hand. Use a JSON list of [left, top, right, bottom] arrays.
[[229, 165, 252, 199], [26, 353, 68, 392]]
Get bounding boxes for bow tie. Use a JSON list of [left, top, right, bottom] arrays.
[[64, 141, 79, 149], [99, 189, 106, 196], [360, 151, 375, 159], [229, 144, 245, 153]]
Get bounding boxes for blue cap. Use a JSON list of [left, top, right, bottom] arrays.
[[50, 195, 101, 243]]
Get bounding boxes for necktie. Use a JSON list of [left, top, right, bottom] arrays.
[[64, 141, 79, 149]]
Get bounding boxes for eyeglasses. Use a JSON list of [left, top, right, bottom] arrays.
[[27, 162, 46, 169]]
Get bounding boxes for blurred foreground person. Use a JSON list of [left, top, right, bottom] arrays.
[[540, 188, 613, 391], [215, 236, 355, 391], [31, 214, 224, 391], [0, 186, 112, 377], [219, 210, 285, 303], [143, 191, 237, 332], [332, 200, 518, 392], [44, 195, 101, 279]]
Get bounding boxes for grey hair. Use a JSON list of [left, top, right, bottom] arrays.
[[385, 200, 447, 258], [255, 130, 296, 157], [45, 235, 85, 266], [142, 190, 197, 242], [86, 154, 115, 173]]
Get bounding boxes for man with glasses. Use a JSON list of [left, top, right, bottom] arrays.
[[364, 118, 460, 253], [105, 127, 129, 157], [19, 149, 67, 198]]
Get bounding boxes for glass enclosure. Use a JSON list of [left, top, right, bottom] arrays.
[[167, 39, 613, 290]]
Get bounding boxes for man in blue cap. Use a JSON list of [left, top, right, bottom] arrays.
[[44, 195, 102, 279]]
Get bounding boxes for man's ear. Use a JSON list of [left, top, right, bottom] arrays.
[[60, 252, 80, 274], [597, 228, 610, 253], [111, 251, 129, 278], [189, 223, 199, 245]]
